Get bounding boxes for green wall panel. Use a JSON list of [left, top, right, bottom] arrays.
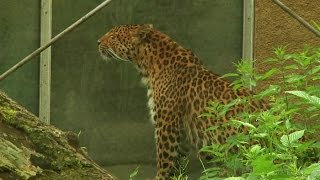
[[0, 0, 243, 172], [0, 0, 243, 178], [50, 0, 243, 169], [0, 1, 40, 115]]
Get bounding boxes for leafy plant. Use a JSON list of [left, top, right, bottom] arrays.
[[286, 91, 320, 109], [172, 157, 189, 180], [200, 46, 320, 179], [311, 20, 320, 31], [129, 166, 139, 180]]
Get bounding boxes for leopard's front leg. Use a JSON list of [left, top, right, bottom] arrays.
[[154, 118, 185, 180]]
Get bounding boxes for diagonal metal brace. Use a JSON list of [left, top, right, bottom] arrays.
[[0, 0, 113, 81], [272, 0, 320, 38]]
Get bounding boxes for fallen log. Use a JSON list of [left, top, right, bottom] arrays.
[[0, 91, 117, 180]]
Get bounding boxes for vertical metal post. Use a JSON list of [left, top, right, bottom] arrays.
[[243, 0, 254, 61], [39, 0, 52, 123], [243, 0, 254, 89]]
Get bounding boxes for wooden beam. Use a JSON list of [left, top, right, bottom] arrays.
[[39, 0, 52, 123]]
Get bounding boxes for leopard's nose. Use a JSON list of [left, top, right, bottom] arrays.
[[97, 40, 101, 45]]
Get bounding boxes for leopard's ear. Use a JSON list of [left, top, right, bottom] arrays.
[[136, 24, 153, 41]]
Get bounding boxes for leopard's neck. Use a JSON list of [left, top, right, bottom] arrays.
[[134, 38, 204, 88]]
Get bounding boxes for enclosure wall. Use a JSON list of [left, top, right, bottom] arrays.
[[0, 1, 40, 114], [0, 1, 244, 179], [254, 0, 320, 88], [50, 0, 243, 179]]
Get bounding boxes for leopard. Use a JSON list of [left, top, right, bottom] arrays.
[[97, 24, 269, 179]]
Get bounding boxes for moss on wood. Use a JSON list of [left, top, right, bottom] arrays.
[[0, 91, 117, 180]]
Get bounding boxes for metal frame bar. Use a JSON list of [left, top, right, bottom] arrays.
[[242, 0, 255, 89], [273, 0, 320, 38], [242, 0, 254, 62], [39, 0, 52, 123], [0, 0, 113, 81]]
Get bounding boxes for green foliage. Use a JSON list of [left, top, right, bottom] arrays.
[[311, 20, 320, 31], [0, 106, 17, 121], [172, 157, 189, 180], [286, 91, 320, 109], [280, 130, 305, 147], [200, 46, 320, 179], [129, 166, 139, 180]]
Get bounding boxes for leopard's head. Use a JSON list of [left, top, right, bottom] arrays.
[[97, 24, 154, 63]]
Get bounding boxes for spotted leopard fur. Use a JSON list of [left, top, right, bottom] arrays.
[[98, 24, 269, 179]]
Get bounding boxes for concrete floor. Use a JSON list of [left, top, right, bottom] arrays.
[[106, 164, 156, 180], [105, 157, 204, 180]]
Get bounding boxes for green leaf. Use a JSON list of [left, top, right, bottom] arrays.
[[231, 120, 256, 129], [309, 168, 320, 179], [224, 177, 245, 180], [220, 73, 239, 79], [274, 46, 287, 59], [264, 58, 278, 63], [249, 79, 257, 87], [303, 163, 320, 176], [257, 68, 279, 81], [311, 20, 320, 31], [280, 130, 305, 147], [288, 130, 305, 142], [306, 85, 320, 95], [233, 83, 244, 91], [205, 126, 219, 132], [311, 142, 320, 149], [285, 119, 291, 130], [129, 166, 139, 180], [248, 145, 264, 158], [254, 85, 279, 99], [285, 74, 306, 83], [280, 135, 290, 147], [296, 140, 315, 153], [312, 76, 320, 81], [253, 133, 268, 138], [284, 64, 299, 70], [252, 154, 277, 175], [283, 54, 294, 60], [246, 174, 261, 180], [286, 91, 309, 99], [286, 91, 320, 108], [200, 167, 221, 180], [199, 113, 215, 118], [274, 153, 292, 160], [307, 66, 320, 75]]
